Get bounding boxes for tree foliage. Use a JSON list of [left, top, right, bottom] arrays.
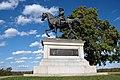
[[0, 67, 12, 76], [0, 67, 33, 76], [60, 6, 120, 66]]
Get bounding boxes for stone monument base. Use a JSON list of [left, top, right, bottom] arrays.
[[33, 58, 96, 74], [24, 39, 108, 76]]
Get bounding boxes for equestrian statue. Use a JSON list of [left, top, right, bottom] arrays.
[[41, 8, 80, 39]]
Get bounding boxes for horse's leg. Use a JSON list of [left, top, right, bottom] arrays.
[[71, 28, 78, 39], [68, 23, 76, 34], [55, 30, 57, 38], [67, 23, 72, 37], [68, 23, 78, 39], [67, 30, 72, 38], [45, 28, 51, 37], [53, 25, 57, 38]]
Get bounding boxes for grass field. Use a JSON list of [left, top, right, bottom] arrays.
[[0, 73, 120, 80]]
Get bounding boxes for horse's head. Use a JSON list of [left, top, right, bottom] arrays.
[[41, 13, 47, 21]]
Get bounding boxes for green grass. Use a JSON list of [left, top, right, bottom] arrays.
[[1, 74, 120, 80]]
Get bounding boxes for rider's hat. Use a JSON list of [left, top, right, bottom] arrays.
[[59, 8, 64, 11]]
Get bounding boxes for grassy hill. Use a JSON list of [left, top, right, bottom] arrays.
[[1, 68, 120, 80], [0, 74, 120, 80]]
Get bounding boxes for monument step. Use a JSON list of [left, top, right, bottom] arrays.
[[39, 58, 90, 66], [34, 65, 96, 74], [24, 72, 108, 76]]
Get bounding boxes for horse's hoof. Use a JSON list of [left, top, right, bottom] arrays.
[[48, 35, 50, 37]]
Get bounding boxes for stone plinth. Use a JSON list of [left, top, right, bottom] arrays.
[[33, 38, 97, 75]]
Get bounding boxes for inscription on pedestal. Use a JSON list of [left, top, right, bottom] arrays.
[[50, 49, 78, 56]]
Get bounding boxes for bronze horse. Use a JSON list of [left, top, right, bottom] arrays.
[[41, 12, 80, 38]]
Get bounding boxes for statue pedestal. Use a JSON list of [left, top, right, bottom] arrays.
[[33, 38, 96, 75]]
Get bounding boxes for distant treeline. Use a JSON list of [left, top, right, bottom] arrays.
[[97, 68, 120, 72], [0, 67, 32, 76], [0, 67, 12, 76], [11, 71, 33, 75], [1, 67, 120, 76]]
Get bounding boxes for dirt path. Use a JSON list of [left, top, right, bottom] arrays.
[[0, 76, 8, 79], [0, 76, 15, 79]]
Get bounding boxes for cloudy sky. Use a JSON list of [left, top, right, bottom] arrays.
[[0, 0, 120, 71]]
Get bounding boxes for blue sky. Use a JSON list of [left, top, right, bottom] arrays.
[[0, 0, 120, 71]]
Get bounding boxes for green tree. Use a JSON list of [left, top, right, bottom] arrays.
[[6, 67, 12, 72], [60, 6, 120, 66], [0, 67, 12, 76]]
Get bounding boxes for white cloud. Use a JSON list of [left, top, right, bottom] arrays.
[[0, 28, 18, 39], [12, 49, 43, 56], [16, 60, 25, 63], [17, 4, 58, 25], [0, 61, 4, 64], [28, 30, 37, 35], [4, 28, 19, 38], [32, 49, 44, 54], [22, 4, 42, 16], [0, 20, 5, 24], [17, 15, 32, 25], [17, 15, 43, 25], [34, 17, 43, 23], [18, 31, 29, 36], [41, 33, 48, 38], [42, 32, 56, 38], [0, 0, 25, 10], [18, 30, 37, 36], [0, 42, 6, 47], [11, 60, 25, 64], [114, 16, 120, 21], [29, 41, 43, 48], [22, 4, 58, 17], [35, 56, 42, 60], [35, 34, 41, 38], [19, 57, 33, 60], [39, 44, 43, 49], [6, 57, 14, 60], [17, 65, 29, 68], [12, 50, 32, 55], [0, 28, 37, 39], [20, 57, 27, 60], [29, 41, 40, 47]]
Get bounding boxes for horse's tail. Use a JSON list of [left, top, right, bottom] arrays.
[[74, 18, 80, 23]]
